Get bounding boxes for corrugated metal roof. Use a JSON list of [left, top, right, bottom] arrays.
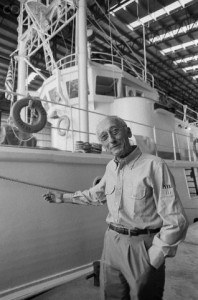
[[0, 0, 198, 114]]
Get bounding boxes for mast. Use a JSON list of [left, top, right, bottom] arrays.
[[16, 1, 28, 121], [143, 24, 147, 83], [78, 0, 89, 142]]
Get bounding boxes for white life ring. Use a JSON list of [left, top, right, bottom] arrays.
[[11, 97, 47, 134], [57, 115, 70, 136], [193, 138, 198, 158]]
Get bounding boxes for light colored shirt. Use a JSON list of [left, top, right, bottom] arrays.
[[68, 146, 188, 268]]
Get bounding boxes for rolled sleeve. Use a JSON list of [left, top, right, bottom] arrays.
[[150, 161, 189, 268], [71, 174, 107, 206]]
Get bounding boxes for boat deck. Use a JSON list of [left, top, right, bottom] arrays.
[[27, 223, 198, 300]]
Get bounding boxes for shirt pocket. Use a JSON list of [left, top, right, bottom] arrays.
[[131, 185, 147, 217], [131, 187, 146, 200]]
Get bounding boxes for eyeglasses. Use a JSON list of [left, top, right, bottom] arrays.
[[99, 125, 127, 142]]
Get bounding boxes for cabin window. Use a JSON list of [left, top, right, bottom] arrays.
[[66, 79, 89, 98], [48, 88, 61, 103], [123, 85, 134, 97], [122, 84, 126, 97], [66, 79, 78, 98], [96, 76, 118, 96], [128, 90, 134, 97], [135, 90, 143, 97], [185, 167, 198, 198]]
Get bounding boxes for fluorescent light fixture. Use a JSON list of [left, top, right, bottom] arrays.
[[165, 2, 181, 14], [183, 64, 198, 72], [160, 39, 198, 55], [174, 55, 198, 65], [149, 21, 198, 43], [179, 0, 194, 6], [110, 0, 137, 15], [128, 0, 194, 29]]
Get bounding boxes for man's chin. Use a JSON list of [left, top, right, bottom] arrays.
[[111, 147, 122, 156]]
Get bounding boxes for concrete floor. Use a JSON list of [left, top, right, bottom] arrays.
[[27, 223, 198, 300]]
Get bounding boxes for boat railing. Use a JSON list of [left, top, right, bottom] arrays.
[[56, 53, 197, 124], [56, 53, 77, 69], [2, 98, 197, 162], [56, 51, 155, 87]]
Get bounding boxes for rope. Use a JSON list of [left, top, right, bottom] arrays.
[[86, 11, 143, 78], [0, 175, 73, 193], [108, 0, 116, 97], [6, 115, 35, 143], [10, 124, 35, 143], [94, 0, 144, 68]]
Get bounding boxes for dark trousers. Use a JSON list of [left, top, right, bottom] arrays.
[[100, 228, 165, 300]]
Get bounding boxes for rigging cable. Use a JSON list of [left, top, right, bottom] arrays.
[[107, 0, 116, 98], [87, 14, 141, 79], [94, 0, 144, 68], [0, 174, 73, 193], [87, 2, 144, 79]]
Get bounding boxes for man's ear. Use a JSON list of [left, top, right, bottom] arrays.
[[127, 127, 132, 138]]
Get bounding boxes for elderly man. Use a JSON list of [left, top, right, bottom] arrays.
[[43, 115, 188, 300]]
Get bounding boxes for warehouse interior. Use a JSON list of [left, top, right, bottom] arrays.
[[0, 1, 198, 300], [0, 0, 198, 117]]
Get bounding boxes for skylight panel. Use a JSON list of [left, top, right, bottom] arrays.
[[110, 0, 137, 15], [151, 9, 165, 20], [141, 15, 153, 23], [183, 64, 198, 72], [161, 39, 198, 55], [149, 21, 198, 43], [173, 55, 198, 65], [165, 2, 181, 13], [128, 20, 141, 29], [127, 0, 194, 30], [180, 0, 195, 6]]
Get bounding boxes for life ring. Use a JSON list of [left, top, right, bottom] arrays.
[[57, 115, 70, 136], [11, 98, 47, 134], [193, 138, 198, 159]]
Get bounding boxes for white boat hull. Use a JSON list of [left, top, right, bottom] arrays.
[[0, 147, 198, 299], [0, 148, 109, 299]]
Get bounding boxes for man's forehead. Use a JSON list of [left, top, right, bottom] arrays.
[[97, 118, 119, 133]]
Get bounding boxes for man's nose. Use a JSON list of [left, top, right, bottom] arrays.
[[108, 132, 116, 142]]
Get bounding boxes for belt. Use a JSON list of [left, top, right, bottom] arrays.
[[109, 223, 160, 236]]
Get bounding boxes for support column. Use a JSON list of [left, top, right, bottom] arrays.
[[17, 40, 27, 100], [16, 39, 27, 121], [16, 1, 27, 121], [78, 0, 89, 142]]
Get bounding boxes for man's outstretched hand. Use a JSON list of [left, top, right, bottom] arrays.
[[43, 191, 64, 203]]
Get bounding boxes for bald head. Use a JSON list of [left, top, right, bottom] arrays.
[[96, 116, 127, 138], [96, 115, 132, 158]]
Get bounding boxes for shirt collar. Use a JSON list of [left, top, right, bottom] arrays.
[[113, 146, 142, 169]]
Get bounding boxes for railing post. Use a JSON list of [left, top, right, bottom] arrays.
[[187, 135, 192, 161], [70, 105, 74, 152], [153, 126, 158, 156], [121, 58, 123, 70], [172, 132, 177, 160]]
